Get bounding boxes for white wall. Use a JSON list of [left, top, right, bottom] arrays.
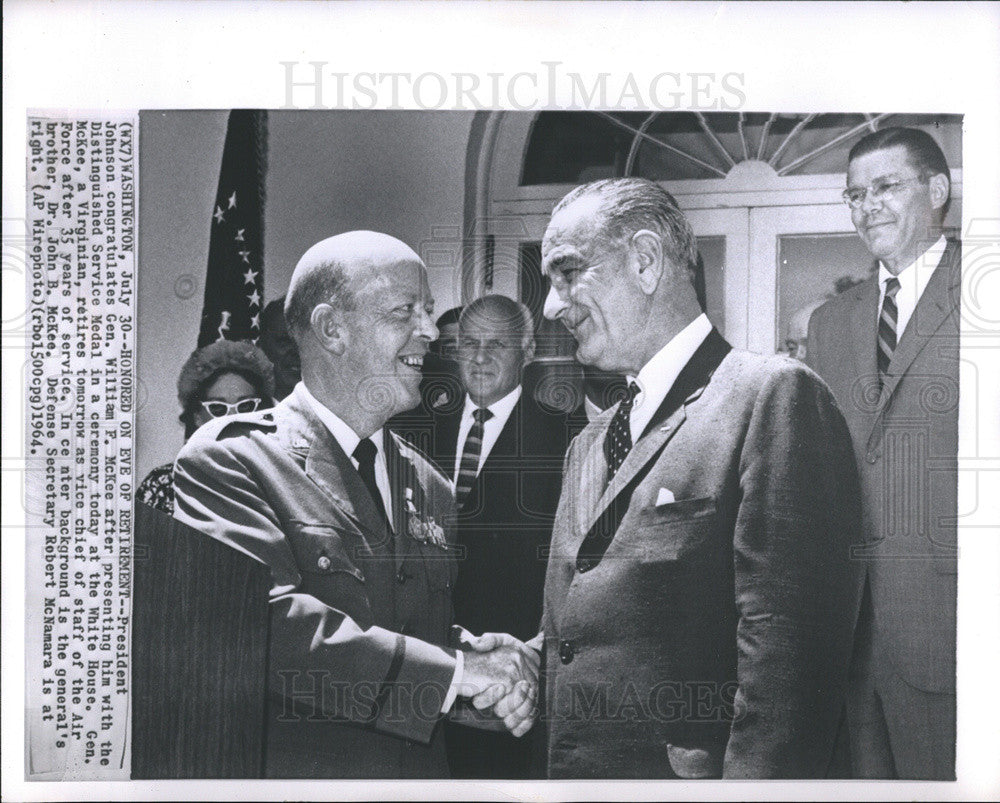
[[137, 111, 474, 479]]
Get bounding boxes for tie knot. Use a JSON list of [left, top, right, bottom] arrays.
[[619, 381, 641, 412], [352, 437, 377, 467], [473, 407, 493, 424], [884, 276, 901, 298]]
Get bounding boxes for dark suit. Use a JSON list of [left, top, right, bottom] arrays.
[[542, 329, 862, 778], [173, 385, 459, 778], [425, 389, 583, 778], [807, 242, 959, 779]]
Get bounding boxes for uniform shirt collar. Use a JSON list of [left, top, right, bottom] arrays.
[[628, 313, 712, 442], [297, 381, 383, 461]]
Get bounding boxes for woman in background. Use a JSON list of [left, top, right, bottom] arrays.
[[137, 338, 275, 514]]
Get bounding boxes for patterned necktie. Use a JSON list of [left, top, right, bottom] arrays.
[[877, 277, 901, 383], [603, 381, 640, 481], [353, 438, 391, 529], [455, 407, 492, 508]]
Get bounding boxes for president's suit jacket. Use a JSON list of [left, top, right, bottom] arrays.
[[807, 242, 959, 776], [173, 385, 459, 778], [542, 329, 863, 779]]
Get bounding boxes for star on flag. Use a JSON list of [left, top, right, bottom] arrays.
[[197, 110, 267, 348]]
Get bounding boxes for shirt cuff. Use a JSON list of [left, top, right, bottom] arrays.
[[441, 648, 464, 713]]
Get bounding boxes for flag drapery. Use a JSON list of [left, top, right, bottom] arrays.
[[197, 109, 268, 348]]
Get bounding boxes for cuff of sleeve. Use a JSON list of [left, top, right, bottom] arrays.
[[441, 648, 464, 713]]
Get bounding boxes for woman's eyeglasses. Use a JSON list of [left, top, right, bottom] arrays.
[[200, 398, 263, 417]]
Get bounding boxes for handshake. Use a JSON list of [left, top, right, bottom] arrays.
[[454, 631, 541, 737]]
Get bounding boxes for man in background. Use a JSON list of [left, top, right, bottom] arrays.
[[430, 294, 580, 779], [259, 296, 301, 400], [807, 127, 959, 779]]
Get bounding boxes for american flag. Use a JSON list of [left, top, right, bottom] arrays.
[[197, 110, 268, 347]]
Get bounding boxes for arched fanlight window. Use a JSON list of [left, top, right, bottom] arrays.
[[521, 112, 963, 185]]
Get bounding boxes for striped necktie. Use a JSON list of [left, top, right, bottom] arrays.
[[455, 407, 492, 508], [603, 381, 640, 481], [877, 276, 901, 383]]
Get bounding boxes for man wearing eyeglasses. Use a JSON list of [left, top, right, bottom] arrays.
[[807, 127, 959, 780], [174, 231, 539, 778]]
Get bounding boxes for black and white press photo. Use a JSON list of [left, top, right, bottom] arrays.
[[7, 3, 1000, 802], [123, 109, 964, 780]]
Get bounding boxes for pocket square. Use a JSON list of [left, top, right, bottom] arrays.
[[655, 487, 675, 506]]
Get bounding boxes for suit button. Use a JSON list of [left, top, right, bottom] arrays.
[[866, 452, 879, 464], [317, 555, 331, 571], [396, 568, 408, 584], [576, 557, 594, 573], [559, 639, 575, 664]]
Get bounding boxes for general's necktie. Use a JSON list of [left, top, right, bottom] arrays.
[[877, 276, 901, 384], [455, 407, 492, 508], [603, 381, 640, 481], [353, 438, 391, 530]]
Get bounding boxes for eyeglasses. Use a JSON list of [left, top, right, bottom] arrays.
[[842, 176, 924, 209], [200, 398, 262, 417]]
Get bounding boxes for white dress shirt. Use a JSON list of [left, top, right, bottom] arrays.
[[452, 385, 522, 484], [627, 313, 713, 443], [877, 235, 947, 343], [299, 382, 464, 711]]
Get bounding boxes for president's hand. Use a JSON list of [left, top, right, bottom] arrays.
[[459, 632, 540, 737]]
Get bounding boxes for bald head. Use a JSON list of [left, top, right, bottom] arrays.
[[284, 231, 423, 345]]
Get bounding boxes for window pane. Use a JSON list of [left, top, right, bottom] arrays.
[[695, 235, 726, 336], [777, 234, 875, 357], [521, 112, 644, 185]]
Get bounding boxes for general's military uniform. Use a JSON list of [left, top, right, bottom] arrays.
[[174, 384, 459, 778]]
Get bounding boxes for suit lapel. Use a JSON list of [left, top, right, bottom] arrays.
[[850, 276, 881, 383], [575, 413, 613, 536], [435, 406, 462, 477], [579, 328, 732, 544], [285, 388, 394, 558], [872, 241, 960, 429]]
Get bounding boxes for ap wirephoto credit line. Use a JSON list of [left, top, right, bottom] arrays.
[[24, 115, 137, 780]]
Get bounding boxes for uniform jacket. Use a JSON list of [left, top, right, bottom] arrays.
[[807, 243, 959, 696], [541, 329, 863, 779], [173, 384, 459, 778]]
